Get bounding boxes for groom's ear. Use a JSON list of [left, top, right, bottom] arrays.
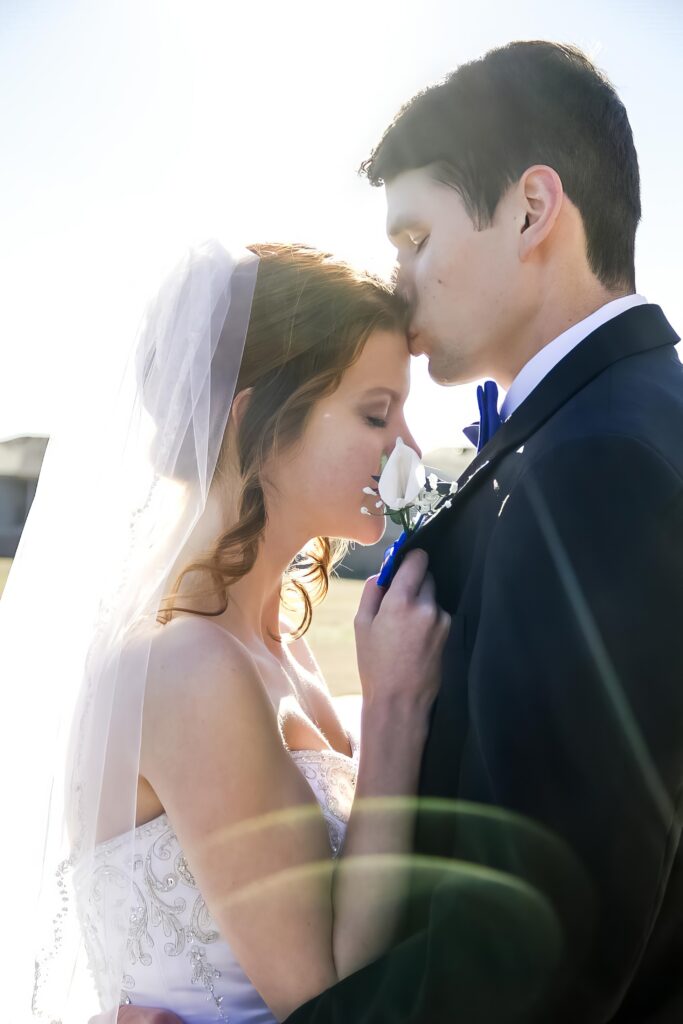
[[517, 165, 564, 261]]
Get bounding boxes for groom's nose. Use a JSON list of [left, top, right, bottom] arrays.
[[395, 261, 414, 304]]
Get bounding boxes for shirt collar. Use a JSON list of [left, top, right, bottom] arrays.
[[500, 294, 648, 422]]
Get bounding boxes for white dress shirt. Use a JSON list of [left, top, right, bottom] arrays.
[[500, 294, 648, 421]]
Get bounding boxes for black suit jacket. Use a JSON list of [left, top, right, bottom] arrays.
[[286, 305, 683, 1023]]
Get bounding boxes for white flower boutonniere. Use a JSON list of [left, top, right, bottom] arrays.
[[360, 438, 459, 586], [377, 436, 425, 511]]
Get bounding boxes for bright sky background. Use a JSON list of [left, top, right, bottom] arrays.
[[1, 0, 682, 456]]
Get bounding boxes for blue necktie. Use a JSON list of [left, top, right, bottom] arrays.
[[378, 380, 502, 588], [463, 380, 502, 453]]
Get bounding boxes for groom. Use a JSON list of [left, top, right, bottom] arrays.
[[126, 41, 683, 1023], [284, 39, 683, 1023]]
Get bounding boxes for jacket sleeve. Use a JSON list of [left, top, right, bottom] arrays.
[[463, 434, 683, 1020]]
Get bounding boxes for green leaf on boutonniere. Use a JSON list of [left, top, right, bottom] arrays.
[[389, 510, 406, 527]]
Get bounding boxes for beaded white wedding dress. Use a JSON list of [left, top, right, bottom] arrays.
[[85, 746, 358, 1024]]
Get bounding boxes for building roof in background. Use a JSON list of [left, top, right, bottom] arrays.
[[0, 435, 49, 479]]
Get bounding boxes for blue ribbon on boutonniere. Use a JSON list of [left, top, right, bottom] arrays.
[[462, 380, 501, 453], [377, 530, 409, 588], [376, 512, 428, 588], [367, 438, 449, 588]]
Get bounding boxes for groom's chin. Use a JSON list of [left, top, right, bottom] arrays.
[[427, 360, 460, 387], [426, 351, 473, 388]]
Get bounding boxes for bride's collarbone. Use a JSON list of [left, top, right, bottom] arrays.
[[136, 617, 350, 826], [254, 645, 351, 757], [276, 692, 343, 756]]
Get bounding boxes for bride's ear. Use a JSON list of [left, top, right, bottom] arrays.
[[230, 387, 254, 429], [517, 165, 564, 261]]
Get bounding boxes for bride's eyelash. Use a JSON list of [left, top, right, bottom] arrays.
[[365, 415, 388, 429]]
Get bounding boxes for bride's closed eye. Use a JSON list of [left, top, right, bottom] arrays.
[[365, 415, 388, 429]]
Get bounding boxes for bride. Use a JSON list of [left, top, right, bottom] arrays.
[[13, 240, 449, 1024]]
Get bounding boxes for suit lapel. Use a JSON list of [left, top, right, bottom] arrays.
[[402, 304, 679, 553]]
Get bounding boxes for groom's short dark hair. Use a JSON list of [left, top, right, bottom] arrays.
[[362, 41, 641, 291]]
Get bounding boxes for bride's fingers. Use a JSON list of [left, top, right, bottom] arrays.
[[416, 570, 436, 607], [386, 548, 429, 602], [354, 573, 385, 628]]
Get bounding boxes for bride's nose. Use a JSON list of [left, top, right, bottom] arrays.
[[393, 424, 422, 461]]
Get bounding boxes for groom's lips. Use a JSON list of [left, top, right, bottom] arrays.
[[408, 331, 427, 356]]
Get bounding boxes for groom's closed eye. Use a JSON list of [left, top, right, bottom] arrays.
[[408, 233, 429, 253], [387, 214, 420, 242]]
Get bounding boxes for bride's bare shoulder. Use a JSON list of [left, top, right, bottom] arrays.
[[143, 616, 260, 707], [138, 616, 294, 815]]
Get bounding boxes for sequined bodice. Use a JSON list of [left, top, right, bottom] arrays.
[[87, 747, 358, 1024]]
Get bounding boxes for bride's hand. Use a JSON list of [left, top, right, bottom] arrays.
[[119, 1008, 183, 1024], [354, 548, 450, 721], [89, 1008, 183, 1024], [333, 549, 450, 976]]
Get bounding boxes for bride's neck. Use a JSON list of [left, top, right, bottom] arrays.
[[229, 529, 307, 641]]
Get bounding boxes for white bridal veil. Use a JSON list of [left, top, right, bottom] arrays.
[[0, 241, 259, 1023]]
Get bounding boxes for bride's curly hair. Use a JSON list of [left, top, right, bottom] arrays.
[[157, 242, 407, 639]]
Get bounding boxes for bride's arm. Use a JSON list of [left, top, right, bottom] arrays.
[[142, 550, 447, 1021], [331, 554, 447, 978]]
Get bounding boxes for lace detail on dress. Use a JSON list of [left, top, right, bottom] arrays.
[[84, 745, 358, 1022], [288, 749, 357, 858]]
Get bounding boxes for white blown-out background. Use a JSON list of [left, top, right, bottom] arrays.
[[1, 1, 682, 1019], [1, 0, 682, 451]]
